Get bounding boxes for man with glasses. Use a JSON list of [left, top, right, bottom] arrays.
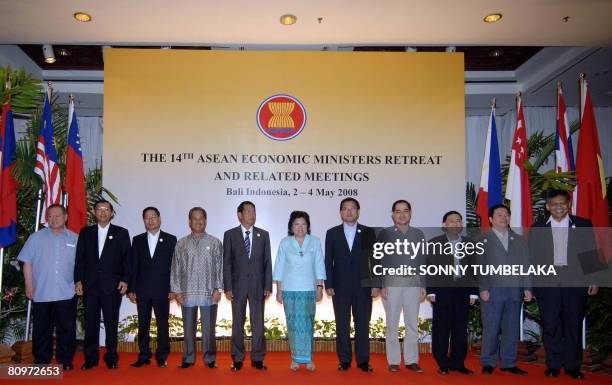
[[128, 207, 177, 368], [75, 200, 131, 370]]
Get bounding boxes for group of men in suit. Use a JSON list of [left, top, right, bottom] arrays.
[[18, 191, 601, 380]]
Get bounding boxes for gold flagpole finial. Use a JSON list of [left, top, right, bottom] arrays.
[[579, 72, 586, 80], [69, 93, 74, 102], [557, 80, 562, 90], [46, 81, 53, 99], [5, 73, 12, 90], [491, 97, 496, 108]]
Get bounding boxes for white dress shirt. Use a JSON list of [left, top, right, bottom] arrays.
[[98, 224, 110, 258], [147, 230, 160, 258], [548, 215, 569, 266]]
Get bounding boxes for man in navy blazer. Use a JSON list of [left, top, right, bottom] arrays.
[[325, 197, 379, 372], [128, 207, 177, 368], [528, 189, 599, 380], [74, 200, 131, 370]]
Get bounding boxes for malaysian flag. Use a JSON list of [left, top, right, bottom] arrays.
[[34, 91, 62, 225]]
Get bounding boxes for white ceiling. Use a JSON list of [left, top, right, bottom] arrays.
[[1, 0, 612, 46]]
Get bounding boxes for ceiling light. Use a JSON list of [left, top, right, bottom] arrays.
[[58, 48, 70, 57], [42, 44, 56, 64], [483, 13, 502, 23], [405, 47, 417, 52], [73, 12, 92, 22], [489, 49, 504, 57], [446, 46, 456, 53], [280, 14, 297, 25]]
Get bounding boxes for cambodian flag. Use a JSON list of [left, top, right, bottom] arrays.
[[0, 101, 18, 247]]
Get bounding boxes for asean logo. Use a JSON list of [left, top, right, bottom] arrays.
[[256, 94, 307, 141]]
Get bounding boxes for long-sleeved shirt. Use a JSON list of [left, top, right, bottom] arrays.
[[273, 234, 326, 291], [170, 232, 223, 306]]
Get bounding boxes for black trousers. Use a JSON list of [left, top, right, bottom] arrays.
[[431, 296, 469, 369], [32, 296, 77, 365], [537, 287, 587, 371], [231, 295, 266, 363], [136, 297, 170, 362], [83, 291, 122, 365], [332, 289, 372, 365]]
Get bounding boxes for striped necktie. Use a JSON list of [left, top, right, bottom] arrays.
[[244, 230, 251, 258]]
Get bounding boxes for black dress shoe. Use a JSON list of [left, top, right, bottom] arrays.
[[251, 361, 266, 370], [405, 363, 424, 373], [357, 363, 373, 372], [545, 368, 560, 377], [131, 359, 151, 368], [157, 359, 168, 368], [501, 366, 527, 375], [106, 362, 118, 369], [231, 361, 243, 371], [179, 362, 193, 368], [62, 363, 74, 371], [81, 363, 97, 370], [337, 362, 350, 371], [565, 369, 585, 380], [482, 365, 494, 375], [438, 367, 449, 375], [451, 367, 474, 375], [207, 361, 217, 368]]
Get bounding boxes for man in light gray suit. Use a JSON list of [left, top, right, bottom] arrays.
[[478, 204, 532, 376], [223, 201, 272, 371]]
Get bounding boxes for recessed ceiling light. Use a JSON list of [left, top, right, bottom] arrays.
[[483, 13, 502, 23], [73, 12, 92, 22], [42, 44, 56, 64], [489, 49, 504, 57], [280, 14, 297, 25], [58, 48, 70, 57]]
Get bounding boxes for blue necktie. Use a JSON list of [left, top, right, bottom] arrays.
[[244, 230, 251, 258]]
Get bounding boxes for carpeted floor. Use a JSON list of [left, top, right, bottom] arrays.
[[4, 352, 611, 385]]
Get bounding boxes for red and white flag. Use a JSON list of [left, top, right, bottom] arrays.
[[506, 95, 533, 230], [555, 83, 575, 210], [64, 97, 87, 233]]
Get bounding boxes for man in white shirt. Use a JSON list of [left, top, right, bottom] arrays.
[[128, 207, 177, 368]]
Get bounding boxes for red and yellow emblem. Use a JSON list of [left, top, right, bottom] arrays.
[[256, 94, 307, 141]]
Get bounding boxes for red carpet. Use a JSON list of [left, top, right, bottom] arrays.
[[5, 352, 611, 385]]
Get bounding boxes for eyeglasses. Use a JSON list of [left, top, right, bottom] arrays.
[[144, 216, 159, 221], [95, 207, 111, 212]]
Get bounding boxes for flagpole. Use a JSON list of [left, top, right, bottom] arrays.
[[577, 72, 587, 349], [24, 189, 43, 341]]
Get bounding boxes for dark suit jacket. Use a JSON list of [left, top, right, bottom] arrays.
[[528, 215, 598, 288], [223, 226, 272, 300], [426, 233, 478, 302], [74, 223, 131, 295], [129, 230, 177, 299], [476, 228, 531, 302], [324, 223, 376, 295]]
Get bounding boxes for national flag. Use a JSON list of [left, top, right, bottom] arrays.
[[506, 95, 533, 230], [575, 76, 611, 259], [555, 83, 575, 210], [476, 103, 503, 229], [0, 101, 18, 247], [34, 92, 62, 225], [64, 97, 87, 233]]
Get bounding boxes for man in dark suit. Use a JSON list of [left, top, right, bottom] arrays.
[[426, 211, 478, 375], [325, 197, 379, 372], [223, 201, 272, 371], [128, 207, 177, 368], [528, 189, 599, 380], [478, 204, 532, 376], [74, 199, 131, 370]]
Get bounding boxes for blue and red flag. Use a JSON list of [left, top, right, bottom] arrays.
[[0, 101, 18, 247], [34, 92, 62, 225], [64, 97, 87, 233], [476, 103, 503, 229]]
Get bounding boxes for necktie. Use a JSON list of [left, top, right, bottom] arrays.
[[244, 230, 251, 258]]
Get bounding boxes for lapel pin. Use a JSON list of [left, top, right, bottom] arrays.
[[108, 235, 113, 240], [510, 236, 514, 241], [207, 246, 210, 250], [571, 224, 576, 228], [483, 238, 488, 243], [257, 233, 261, 237], [160, 238, 164, 243], [357, 229, 361, 233]]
